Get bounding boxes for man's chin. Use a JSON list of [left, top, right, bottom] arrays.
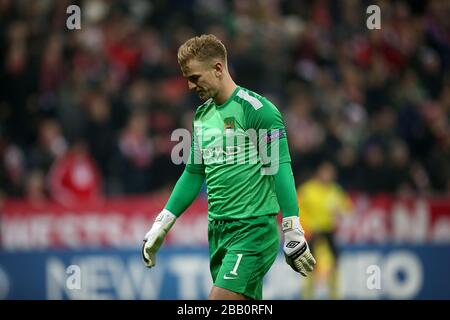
[[198, 93, 209, 101]]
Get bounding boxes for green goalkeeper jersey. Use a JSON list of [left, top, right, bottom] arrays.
[[186, 86, 291, 220]]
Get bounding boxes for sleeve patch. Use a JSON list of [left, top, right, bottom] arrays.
[[265, 129, 286, 142]]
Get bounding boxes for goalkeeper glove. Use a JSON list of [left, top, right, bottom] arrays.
[[282, 216, 316, 276], [142, 209, 177, 268]]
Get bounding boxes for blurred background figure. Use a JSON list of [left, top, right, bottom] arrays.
[[298, 161, 352, 299], [48, 138, 102, 207], [24, 169, 48, 207], [116, 108, 154, 194]]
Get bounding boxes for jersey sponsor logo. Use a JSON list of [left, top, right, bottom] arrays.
[[192, 126, 281, 167], [201, 146, 241, 162]]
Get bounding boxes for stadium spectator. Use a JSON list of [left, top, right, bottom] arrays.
[[116, 109, 154, 194], [48, 139, 102, 207]]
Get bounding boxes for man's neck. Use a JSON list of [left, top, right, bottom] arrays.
[[213, 79, 238, 105]]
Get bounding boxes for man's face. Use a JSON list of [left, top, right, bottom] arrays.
[[181, 59, 220, 101], [318, 163, 336, 184]]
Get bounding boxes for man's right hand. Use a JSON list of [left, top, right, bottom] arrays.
[[142, 209, 177, 268]]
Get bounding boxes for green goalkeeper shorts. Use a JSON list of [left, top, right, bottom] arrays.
[[208, 214, 280, 300]]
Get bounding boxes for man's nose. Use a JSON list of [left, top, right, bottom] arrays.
[[188, 80, 196, 90]]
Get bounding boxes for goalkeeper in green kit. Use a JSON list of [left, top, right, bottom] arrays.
[[142, 34, 316, 300]]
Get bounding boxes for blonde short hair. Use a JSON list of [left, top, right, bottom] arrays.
[[177, 34, 227, 69]]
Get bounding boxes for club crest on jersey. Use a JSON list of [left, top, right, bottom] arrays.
[[224, 117, 235, 130]]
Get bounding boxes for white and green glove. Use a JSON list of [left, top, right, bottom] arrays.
[[282, 216, 316, 276], [142, 209, 177, 268]]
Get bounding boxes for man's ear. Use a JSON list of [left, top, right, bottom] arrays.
[[214, 61, 224, 77]]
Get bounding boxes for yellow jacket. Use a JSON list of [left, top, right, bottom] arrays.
[[298, 179, 352, 233]]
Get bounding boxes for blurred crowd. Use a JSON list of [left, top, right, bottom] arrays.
[[0, 0, 449, 206]]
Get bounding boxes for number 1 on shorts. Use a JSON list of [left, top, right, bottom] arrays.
[[230, 253, 243, 276]]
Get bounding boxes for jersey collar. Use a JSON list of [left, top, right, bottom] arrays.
[[215, 86, 240, 108]]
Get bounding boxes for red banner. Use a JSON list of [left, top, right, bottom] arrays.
[[1, 193, 208, 250], [1, 194, 450, 250], [335, 194, 450, 244]]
